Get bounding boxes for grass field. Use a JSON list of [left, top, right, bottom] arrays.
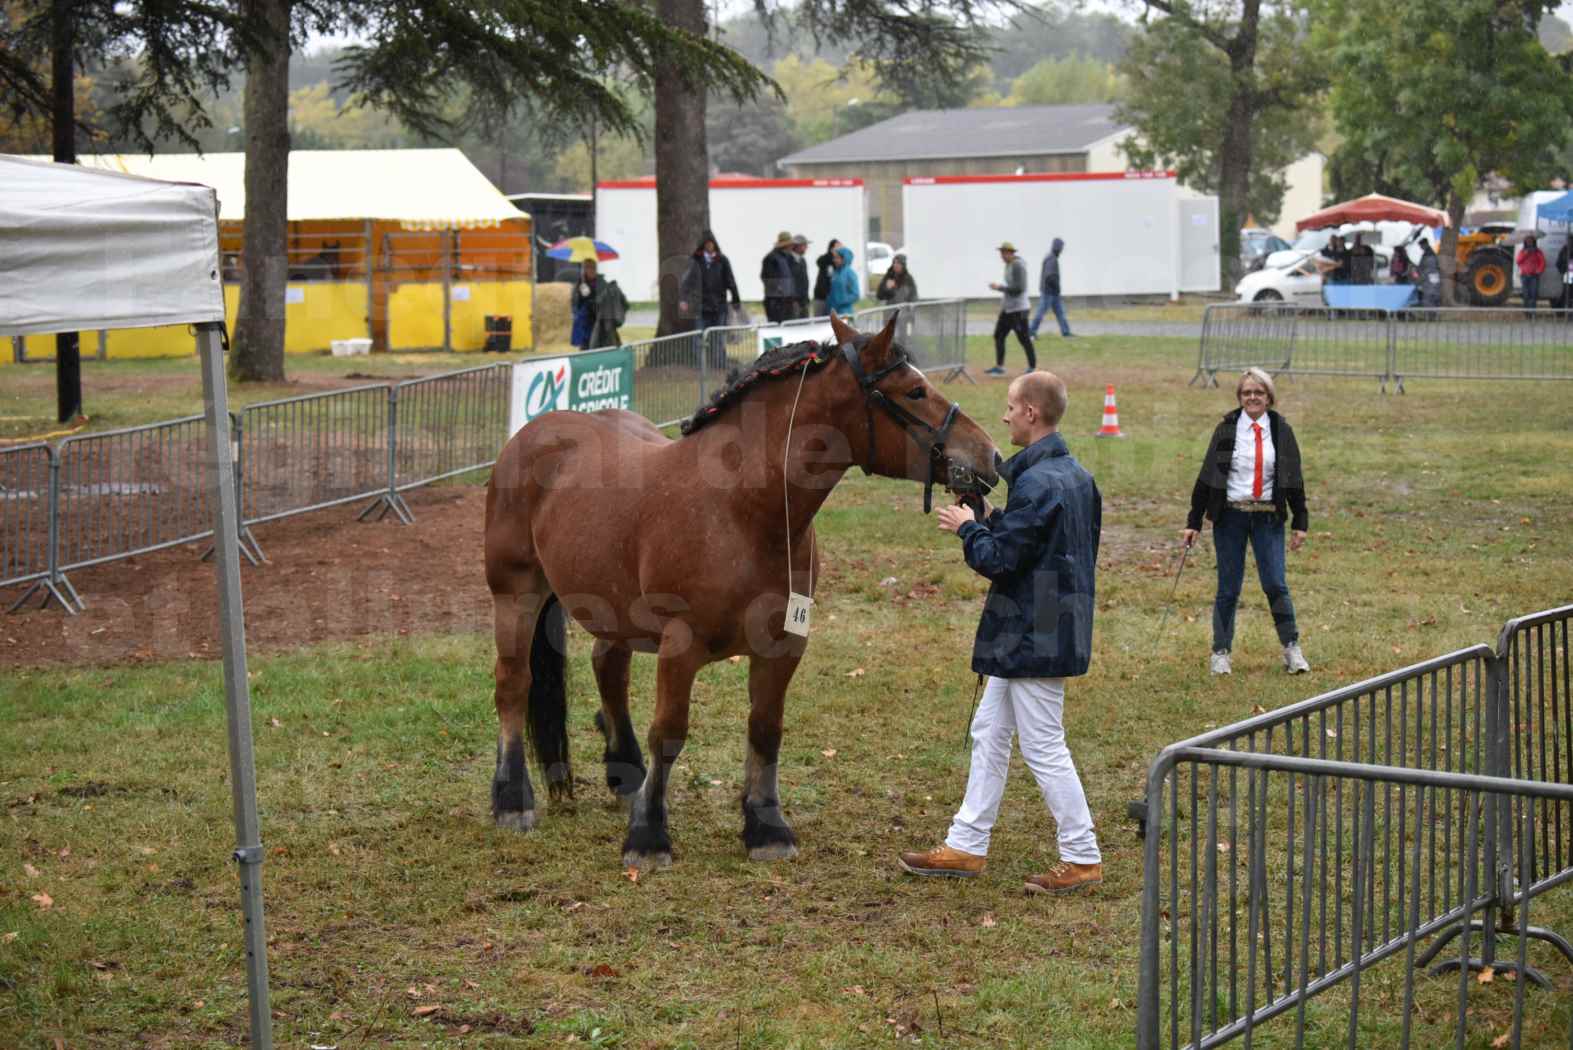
[[3, 333, 1572, 1048]]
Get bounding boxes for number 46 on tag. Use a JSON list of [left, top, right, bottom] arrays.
[[784, 592, 814, 637]]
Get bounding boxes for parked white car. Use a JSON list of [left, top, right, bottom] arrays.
[[866, 241, 898, 277], [1235, 246, 1395, 304]]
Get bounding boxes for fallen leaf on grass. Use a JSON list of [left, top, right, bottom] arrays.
[[1477, 966, 1494, 984], [31, 892, 52, 910], [458, 1024, 473, 1034], [1492, 1033, 1511, 1049], [589, 963, 619, 978], [2, 932, 17, 943], [411, 1004, 442, 1017], [1250, 704, 1267, 716], [624, 867, 640, 884], [269, 718, 282, 728], [845, 667, 865, 678], [23, 862, 40, 878], [821, 749, 837, 759], [979, 913, 997, 928]]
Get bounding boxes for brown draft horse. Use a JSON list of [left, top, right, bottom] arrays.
[[483, 313, 1001, 869]]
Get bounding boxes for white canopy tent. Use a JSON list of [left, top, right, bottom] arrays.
[[0, 155, 274, 1048]]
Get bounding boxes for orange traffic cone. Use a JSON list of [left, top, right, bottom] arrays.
[[1095, 384, 1125, 438]]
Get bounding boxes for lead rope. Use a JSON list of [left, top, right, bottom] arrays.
[[783, 360, 815, 600]]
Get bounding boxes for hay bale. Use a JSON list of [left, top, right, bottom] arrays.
[[533, 282, 573, 351]]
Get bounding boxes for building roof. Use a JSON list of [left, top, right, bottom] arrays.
[[778, 104, 1128, 166], [13, 148, 524, 229]]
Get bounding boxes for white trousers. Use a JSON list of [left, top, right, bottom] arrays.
[[945, 675, 1101, 864]]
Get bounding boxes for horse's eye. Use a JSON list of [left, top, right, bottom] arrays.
[[905, 387, 927, 401]]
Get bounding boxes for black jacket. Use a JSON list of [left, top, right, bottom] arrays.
[[1186, 408, 1308, 532], [680, 251, 740, 316], [761, 246, 796, 302], [790, 251, 810, 301], [875, 270, 918, 303], [957, 433, 1101, 679]]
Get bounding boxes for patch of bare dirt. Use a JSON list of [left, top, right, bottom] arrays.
[[1, 487, 492, 670]]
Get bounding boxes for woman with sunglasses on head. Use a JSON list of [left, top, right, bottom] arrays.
[[1183, 367, 1310, 675]]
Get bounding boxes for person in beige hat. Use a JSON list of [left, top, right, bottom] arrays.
[[789, 234, 811, 318], [987, 242, 1036, 375], [761, 230, 797, 323]]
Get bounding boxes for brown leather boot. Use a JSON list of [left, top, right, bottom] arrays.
[[1024, 861, 1102, 895], [898, 844, 986, 878]]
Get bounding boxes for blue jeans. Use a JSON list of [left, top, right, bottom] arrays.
[[1212, 509, 1298, 652], [1031, 293, 1071, 337], [1522, 273, 1540, 311]]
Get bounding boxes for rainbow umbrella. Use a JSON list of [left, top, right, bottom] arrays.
[[546, 237, 619, 262]]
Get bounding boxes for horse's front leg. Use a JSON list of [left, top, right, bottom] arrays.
[[621, 628, 702, 869], [742, 651, 802, 861]]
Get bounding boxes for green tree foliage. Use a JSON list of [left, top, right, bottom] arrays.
[[707, 91, 799, 175], [1322, 0, 1573, 299], [768, 54, 887, 148], [287, 82, 407, 148], [987, 2, 1133, 84], [1116, 2, 1327, 276], [1005, 54, 1126, 106]]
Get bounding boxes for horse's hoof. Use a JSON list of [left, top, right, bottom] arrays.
[[622, 849, 673, 871], [748, 842, 799, 862], [494, 810, 536, 832]]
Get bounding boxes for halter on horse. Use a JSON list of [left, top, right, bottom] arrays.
[[483, 312, 1000, 869]]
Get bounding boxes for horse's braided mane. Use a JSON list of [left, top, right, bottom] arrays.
[[679, 338, 840, 436]]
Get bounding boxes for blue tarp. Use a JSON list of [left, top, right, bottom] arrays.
[[1322, 284, 1417, 311], [1536, 191, 1573, 224]]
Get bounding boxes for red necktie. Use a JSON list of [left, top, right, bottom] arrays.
[[1251, 422, 1264, 500]]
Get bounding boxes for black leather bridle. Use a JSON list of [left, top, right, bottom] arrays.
[[838, 339, 989, 513]]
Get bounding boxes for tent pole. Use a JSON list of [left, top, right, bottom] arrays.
[[196, 321, 274, 1050]]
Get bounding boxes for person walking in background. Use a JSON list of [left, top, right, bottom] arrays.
[[1030, 237, 1072, 338], [760, 231, 797, 323], [1183, 367, 1310, 677], [679, 229, 741, 331], [790, 234, 811, 318], [898, 371, 1104, 896], [570, 257, 605, 350], [1348, 233, 1376, 285], [875, 253, 918, 304], [812, 238, 841, 317], [1417, 238, 1442, 307], [986, 241, 1036, 376], [826, 244, 860, 315], [1518, 234, 1546, 312]]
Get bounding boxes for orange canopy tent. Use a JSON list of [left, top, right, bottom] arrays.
[[1295, 193, 1448, 232]]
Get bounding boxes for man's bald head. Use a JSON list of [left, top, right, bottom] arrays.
[[1011, 371, 1068, 429]]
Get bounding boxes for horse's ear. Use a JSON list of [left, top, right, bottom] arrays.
[[829, 311, 857, 346], [873, 313, 899, 357]]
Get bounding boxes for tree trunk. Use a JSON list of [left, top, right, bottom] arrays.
[[1439, 189, 1466, 307], [1216, 0, 1261, 290], [652, 0, 710, 337], [231, 0, 291, 382], [52, 0, 81, 422]]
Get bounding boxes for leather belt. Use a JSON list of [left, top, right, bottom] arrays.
[[1228, 500, 1276, 513]]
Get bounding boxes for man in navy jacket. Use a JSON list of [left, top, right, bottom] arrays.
[[899, 371, 1104, 895]]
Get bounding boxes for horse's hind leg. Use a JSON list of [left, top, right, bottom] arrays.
[[591, 638, 646, 805], [491, 573, 548, 831], [741, 652, 801, 861]]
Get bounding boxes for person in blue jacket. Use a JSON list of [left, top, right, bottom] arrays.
[[899, 370, 1104, 896], [826, 245, 860, 314]]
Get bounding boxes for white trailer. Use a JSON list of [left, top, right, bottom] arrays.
[[596, 177, 868, 303], [901, 171, 1220, 301]]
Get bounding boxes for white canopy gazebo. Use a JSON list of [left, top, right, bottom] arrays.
[[0, 155, 274, 1048]]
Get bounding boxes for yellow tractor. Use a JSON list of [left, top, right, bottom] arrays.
[[1452, 223, 1516, 306]]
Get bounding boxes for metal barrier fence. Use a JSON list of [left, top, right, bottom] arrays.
[[4, 300, 968, 612], [1195, 304, 1573, 390], [1, 443, 65, 611], [853, 299, 969, 379], [1138, 614, 1573, 1050]]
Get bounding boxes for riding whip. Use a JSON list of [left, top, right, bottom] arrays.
[[1151, 539, 1193, 654]]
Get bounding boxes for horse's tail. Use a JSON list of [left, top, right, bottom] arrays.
[[526, 593, 573, 801]]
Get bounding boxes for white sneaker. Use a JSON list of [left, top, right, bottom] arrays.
[[1210, 651, 1232, 675], [1283, 642, 1311, 674]]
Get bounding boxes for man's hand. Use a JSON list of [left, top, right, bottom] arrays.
[[1290, 530, 1307, 551], [937, 503, 977, 534], [1181, 528, 1199, 548], [988, 282, 1003, 291]]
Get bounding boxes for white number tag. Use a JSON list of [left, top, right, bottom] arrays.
[[784, 592, 814, 637]]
